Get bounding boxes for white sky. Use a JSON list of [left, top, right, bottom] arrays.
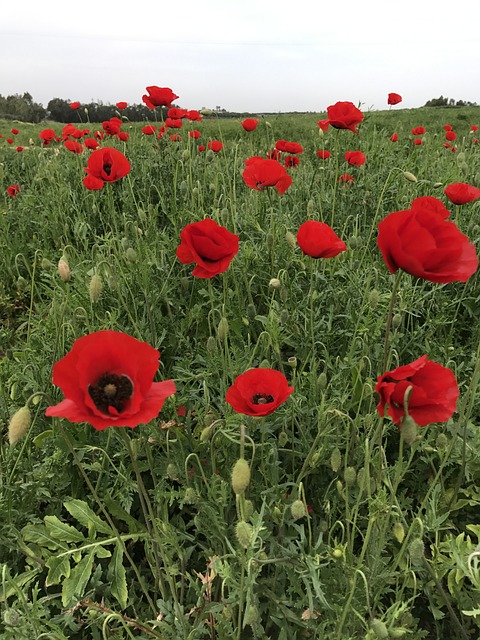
[[2, 0, 479, 113]]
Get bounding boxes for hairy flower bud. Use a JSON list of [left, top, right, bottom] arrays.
[[370, 619, 389, 639], [57, 257, 70, 282], [89, 274, 103, 303], [330, 447, 342, 472], [344, 467, 357, 487], [285, 231, 296, 249], [408, 538, 425, 566], [392, 522, 405, 543], [216, 317, 229, 342], [403, 171, 417, 183], [8, 406, 31, 445], [231, 458, 251, 495], [290, 499, 307, 520], [235, 521, 254, 548]]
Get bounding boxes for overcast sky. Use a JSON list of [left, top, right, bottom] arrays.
[[2, 0, 479, 113]]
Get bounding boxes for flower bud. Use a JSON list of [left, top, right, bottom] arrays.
[[231, 458, 251, 495], [244, 499, 254, 520], [41, 258, 53, 270], [243, 604, 260, 627], [408, 538, 425, 566], [344, 467, 357, 487], [125, 248, 137, 263], [89, 273, 103, 303], [290, 499, 307, 520], [285, 231, 296, 249], [259, 359, 270, 368], [57, 257, 70, 282], [368, 289, 380, 309], [8, 406, 31, 445], [269, 278, 281, 289], [400, 415, 418, 446], [370, 619, 389, 639], [279, 309, 289, 325], [392, 313, 402, 329], [317, 372, 327, 391], [200, 425, 213, 442], [235, 521, 254, 548], [403, 171, 417, 183], [332, 548, 343, 559], [349, 236, 359, 249], [392, 522, 405, 543], [307, 199, 315, 215], [207, 336, 217, 353], [435, 433, 449, 451], [183, 487, 198, 504], [330, 447, 342, 472], [180, 276, 190, 291], [179, 180, 188, 193], [216, 317, 229, 342], [16, 276, 27, 291], [166, 463, 179, 480], [181, 150, 190, 161], [278, 431, 289, 447]]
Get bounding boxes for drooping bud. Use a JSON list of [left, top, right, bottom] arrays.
[[269, 278, 281, 289], [235, 521, 254, 548], [408, 538, 425, 566], [392, 522, 405, 543], [183, 487, 198, 504], [285, 231, 296, 249], [290, 499, 307, 520], [317, 372, 328, 391], [166, 463, 179, 480], [57, 257, 70, 282], [41, 258, 53, 270], [216, 317, 229, 342], [200, 425, 214, 442], [368, 289, 380, 309], [231, 458, 251, 495], [8, 406, 31, 445], [403, 171, 417, 183], [392, 313, 402, 329], [400, 415, 419, 445], [278, 431, 289, 447], [244, 500, 254, 520], [206, 336, 217, 353], [89, 273, 103, 303], [125, 248, 137, 263]]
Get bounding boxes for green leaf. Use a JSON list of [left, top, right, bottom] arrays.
[[64, 499, 112, 536], [45, 516, 86, 544], [22, 524, 68, 551], [94, 545, 112, 559], [33, 429, 54, 447], [46, 555, 71, 587], [61, 551, 95, 607], [109, 545, 128, 609], [104, 494, 145, 533]]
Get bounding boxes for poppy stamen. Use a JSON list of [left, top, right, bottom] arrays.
[[89, 373, 133, 414], [103, 163, 112, 176], [252, 393, 274, 405]]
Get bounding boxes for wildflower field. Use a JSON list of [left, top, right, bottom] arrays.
[[1, 94, 480, 640]]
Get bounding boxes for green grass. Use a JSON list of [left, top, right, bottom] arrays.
[[1, 106, 480, 639]]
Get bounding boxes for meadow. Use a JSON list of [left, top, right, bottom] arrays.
[[1, 100, 480, 640]]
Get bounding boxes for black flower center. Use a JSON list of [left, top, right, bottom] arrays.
[[88, 373, 133, 414], [252, 393, 274, 405], [103, 163, 112, 176]]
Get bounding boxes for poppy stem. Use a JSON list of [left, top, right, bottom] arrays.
[[381, 271, 403, 373]]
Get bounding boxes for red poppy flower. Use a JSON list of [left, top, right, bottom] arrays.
[[208, 140, 223, 152], [326, 101, 364, 133], [451, 147, 457, 153], [165, 117, 182, 129], [7, 185, 20, 197], [377, 205, 478, 283], [83, 147, 131, 190], [118, 131, 129, 142], [387, 93, 402, 106], [116, 101, 128, 110], [444, 142, 451, 149], [198, 145, 205, 152], [316, 149, 331, 159], [170, 134, 182, 142], [267, 149, 282, 161], [16, 146, 23, 152], [471, 125, 479, 132], [11, 128, 19, 135], [84, 137, 100, 150], [186, 110, 202, 121], [411, 126, 426, 135], [376, 355, 459, 427], [167, 107, 187, 119], [444, 124, 453, 131], [142, 125, 157, 135], [473, 138, 479, 145], [94, 130, 105, 141], [142, 86, 179, 109], [103, 118, 122, 136], [242, 157, 293, 195], [297, 221, 347, 258], [413, 138, 423, 146], [189, 130, 201, 139], [6, 138, 13, 144], [284, 155, 300, 168], [39, 129, 56, 144], [338, 173, 354, 183], [64, 140, 83, 154], [242, 118, 259, 131], [390, 133, 399, 142], [69, 102, 80, 110], [45, 330, 176, 430], [345, 150, 366, 166], [317, 119, 330, 132], [444, 182, 480, 205], [445, 131, 456, 141], [276, 140, 303, 154], [226, 368, 294, 417], [410, 196, 450, 219], [176, 218, 239, 278]]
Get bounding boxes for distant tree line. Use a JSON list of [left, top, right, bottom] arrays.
[[424, 96, 478, 108]]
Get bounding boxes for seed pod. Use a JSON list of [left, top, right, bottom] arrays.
[[231, 458, 251, 495], [89, 274, 103, 303], [290, 499, 307, 520], [235, 521, 254, 548], [403, 171, 417, 183], [8, 406, 31, 445]]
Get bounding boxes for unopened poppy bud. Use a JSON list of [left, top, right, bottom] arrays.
[[41, 258, 52, 270], [269, 278, 281, 289], [247, 303, 256, 319], [368, 289, 380, 309], [16, 276, 27, 291], [400, 415, 418, 446], [280, 309, 289, 324], [370, 619, 389, 639], [344, 467, 357, 487], [235, 521, 254, 548], [330, 447, 342, 472], [392, 313, 402, 329], [317, 372, 328, 391], [192, 186, 199, 197], [179, 180, 188, 193], [3, 608, 21, 626], [89, 273, 103, 303], [231, 458, 250, 495], [207, 336, 216, 353], [57, 257, 70, 282], [244, 499, 254, 520], [181, 150, 190, 161], [408, 538, 425, 566], [278, 431, 288, 447], [307, 199, 315, 215], [392, 521, 405, 543], [265, 120, 271, 128], [220, 208, 229, 224], [216, 317, 229, 341], [272, 506, 283, 524], [319, 519, 328, 533], [389, 629, 407, 638], [200, 425, 213, 442], [266, 232, 274, 250], [8, 406, 31, 445], [183, 487, 198, 504], [332, 548, 343, 559], [310, 450, 321, 467], [243, 604, 260, 627], [336, 480, 343, 494], [125, 248, 137, 263], [180, 276, 190, 291], [121, 237, 130, 250], [166, 463, 179, 480], [403, 171, 417, 183], [290, 499, 307, 520], [436, 433, 449, 450], [349, 236, 359, 249], [285, 231, 296, 249]]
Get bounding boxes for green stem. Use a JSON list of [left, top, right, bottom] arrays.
[[382, 270, 403, 373]]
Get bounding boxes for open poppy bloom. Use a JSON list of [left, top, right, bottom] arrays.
[[64, 140, 83, 154], [142, 125, 157, 135], [345, 150, 366, 166], [176, 218, 239, 278], [413, 138, 423, 145], [39, 129, 56, 145], [165, 117, 182, 129], [410, 196, 450, 218], [376, 355, 458, 427], [242, 118, 259, 131], [411, 126, 426, 135], [390, 133, 399, 142], [69, 102, 80, 110], [444, 182, 480, 205], [284, 155, 300, 168], [82, 147, 131, 190], [242, 157, 292, 194], [208, 140, 223, 152], [377, 204, 478, 283], [338, 173, 354, 184], [7, 185, 20, 197], [45, 331, 176, 430], [276, 140, 303, 154], [168, 107, 187, 119], [142, 86, 179, 109], [316, 149, 331, 159], [103, 118, 122, 136], [326, 101, 364, 133], [189, 130, 201, 139], [226, 368, 294, 417], [297, 220, 347, 258], [116, 101, 128, 110], [387, 93, 402, 105], [84, 137, 100, 150], [186, 110, 202, 121]]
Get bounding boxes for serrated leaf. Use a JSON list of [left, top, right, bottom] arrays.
[[46, 555, 71, 587], [22, 524, 68, 551], [94, 545, 112, 559], [64, 500, 112, 536], [0, 567, 41, 602], [45, 516, 86, 543], [104, 494, 144, 533], [62, 551, 95, 607], [109, 546, 128, 609]]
